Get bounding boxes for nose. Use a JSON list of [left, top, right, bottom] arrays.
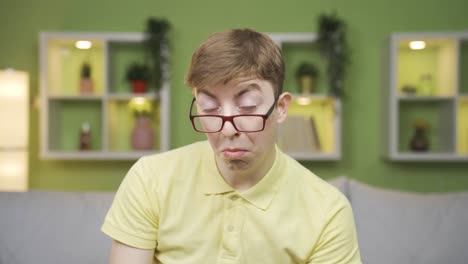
[[220, 119, 239, 137]]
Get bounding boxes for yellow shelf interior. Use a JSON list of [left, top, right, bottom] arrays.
[[47, 38, 105, 96], [397, 38, 457, 97], [278, 96, 336, 153]]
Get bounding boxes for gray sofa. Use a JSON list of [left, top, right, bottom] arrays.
[[0, 191, 114, 264], [1, 177, 468, 264]]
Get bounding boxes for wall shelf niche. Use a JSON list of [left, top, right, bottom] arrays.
[[385, 31, 468, 161], [269, 33, 341, 161], [39, 32, 170, 160]]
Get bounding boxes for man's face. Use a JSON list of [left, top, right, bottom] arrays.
[[194, 77, 290, 173]]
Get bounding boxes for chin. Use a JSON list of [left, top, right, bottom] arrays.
[[224, 159, 252, 171]]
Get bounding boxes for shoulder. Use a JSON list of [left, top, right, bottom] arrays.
[[280, 152, 350, 215], [145, 140, 209, 161], [137, 140, 209, 171], [131, 140, 210, 186]]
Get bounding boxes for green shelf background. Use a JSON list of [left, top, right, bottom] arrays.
[[458, 98, 468, 154], [48, 100, 103, 151], [108, 42, 150, 94], [460, 40, 468, 95], [282, 42, 327, 95], [398, 100, 454, 153]]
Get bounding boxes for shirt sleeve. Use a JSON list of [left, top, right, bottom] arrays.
[[101, 157, 159, 249], [308, 195, 362, 264]]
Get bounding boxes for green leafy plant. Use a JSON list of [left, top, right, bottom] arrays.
[[295, 62, 319, 94], [317, 12, 350, 97], [295, 62, 319, 79], [144, 17, 170, 91], [80, 62, 91, 78], [128, 97, 153, 117], [125, 62, 150, 82]]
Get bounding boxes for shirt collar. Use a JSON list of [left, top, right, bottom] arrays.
[[200, 142, 286, 210], [241, 145, 286, 210]]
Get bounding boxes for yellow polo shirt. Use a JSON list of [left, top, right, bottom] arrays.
[[101, 141, 361, 263]]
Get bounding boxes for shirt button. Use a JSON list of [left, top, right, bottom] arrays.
[[230, 195, 239, 201], [227, 225, 234, 232]]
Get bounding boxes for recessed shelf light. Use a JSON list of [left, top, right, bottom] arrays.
[[295, 96, 312, 105], [409, 41, 426, 50], [75, 40, 92, 49]]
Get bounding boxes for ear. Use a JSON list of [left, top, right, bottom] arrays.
[[275, 92, 292, 124]]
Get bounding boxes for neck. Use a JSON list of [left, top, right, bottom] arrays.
[[216, 146, 276, 191]]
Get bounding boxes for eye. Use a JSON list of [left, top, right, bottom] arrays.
[[238, 105, 258, 113], [197, 99, 220, 114], [201, 107, 220, 114]]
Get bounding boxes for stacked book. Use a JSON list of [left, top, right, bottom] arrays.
[[277, 115, 321, 153]]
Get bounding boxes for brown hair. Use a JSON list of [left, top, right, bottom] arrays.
[[185, 28, 284, 97]]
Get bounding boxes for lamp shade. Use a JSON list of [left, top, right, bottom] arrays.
[[0, 69, 29, 191], [0, 70, 29, 148]]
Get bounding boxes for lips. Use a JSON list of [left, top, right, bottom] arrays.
[[222, 148, 248, 159]]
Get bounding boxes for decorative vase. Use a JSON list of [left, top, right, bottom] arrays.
[[132, 80, 147, 93], [131, 115, 154, 150], [80, 79, 93, 94], [409, 122, 429, 152]]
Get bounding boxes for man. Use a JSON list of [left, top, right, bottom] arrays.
[[101, 28, 361, 263]]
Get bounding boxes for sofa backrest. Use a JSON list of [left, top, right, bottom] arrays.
[[348, 179, 468, 264], [0, 191, 114, 264], [3, 178, 468, 264]]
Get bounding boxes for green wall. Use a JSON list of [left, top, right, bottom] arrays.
[[1, 0, 467, 192]]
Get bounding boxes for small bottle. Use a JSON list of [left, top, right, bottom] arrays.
[[79, 122, 91, 151], [419, 73, 434, 96], [79, 63, 94, 94]]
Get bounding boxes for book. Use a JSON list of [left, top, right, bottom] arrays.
[[278, 115, 321, 153]]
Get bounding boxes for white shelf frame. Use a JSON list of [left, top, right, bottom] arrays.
[[386, 31, 468, 162], [39, 32, 170, 160], [267, 32, 341, 161]]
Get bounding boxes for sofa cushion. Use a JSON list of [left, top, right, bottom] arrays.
[[349, 180, 468, 264], [0, 191, 115, 264]]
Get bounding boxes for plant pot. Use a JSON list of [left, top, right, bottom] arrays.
[[131, 115, 154, 150], [298, 76, 315, 94], [79, 78, 94, 94], [132, 80, 147, 93]]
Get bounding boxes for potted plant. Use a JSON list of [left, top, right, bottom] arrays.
[[126, 62, 151, 93], [144, 17, 170, 92], [79, 62, 94, 94], [317, 12, 350, 97], [295, 62, 319, 94]]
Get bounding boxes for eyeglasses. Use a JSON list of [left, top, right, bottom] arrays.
[[189, 97, 277, 133]]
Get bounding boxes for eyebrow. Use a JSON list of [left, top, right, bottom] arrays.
[[235, 83, 261, 99], [196, 83, 262, 100]]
